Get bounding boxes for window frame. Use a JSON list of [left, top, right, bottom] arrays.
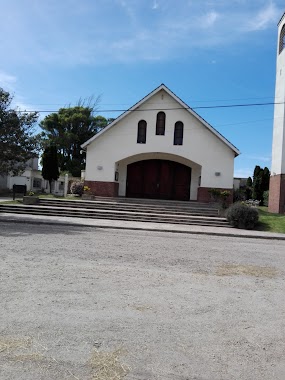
[[137, 119, 147, 144], [156, 111, 166, 135], [173, 121, 184, 145]]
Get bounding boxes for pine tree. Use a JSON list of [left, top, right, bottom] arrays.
[[42, 146, 60, 193]]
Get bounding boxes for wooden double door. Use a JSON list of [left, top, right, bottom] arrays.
[[126, 159, 191, 201]]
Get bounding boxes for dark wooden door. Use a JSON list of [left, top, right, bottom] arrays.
[[143, 160, 159, 198], [126, 161, 143, 198], [159, 160, 174, 199], [126, 159, 191, 201], [173, 163, 191, 201]]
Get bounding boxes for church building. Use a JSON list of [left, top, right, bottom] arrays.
[[269, 12, 285, 213], [82, 84, 240, 202]]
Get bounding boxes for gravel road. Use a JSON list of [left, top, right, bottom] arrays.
[[1, 222, 285, 380]]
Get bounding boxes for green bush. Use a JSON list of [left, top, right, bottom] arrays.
[[263, 190, 269, 207], [226, 202, 259, 230], [233, 188, 246, 202], [70, 181, 84, 196]]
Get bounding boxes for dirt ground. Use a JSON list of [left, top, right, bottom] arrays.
[[0, 222, 285, 380]]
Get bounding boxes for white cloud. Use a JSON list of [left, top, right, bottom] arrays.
[[243, 2, 279, 31], [152, 0, 159, 10], [234, 168, 254, 178], [202, 11, 220, 27], [0, 0, 283, 66], [0, 71, 17, 92], [0, 70, 40, 116], [243, 154, 271, 163]]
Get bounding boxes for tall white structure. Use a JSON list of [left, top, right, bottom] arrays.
[[269, 12, 285, 213]]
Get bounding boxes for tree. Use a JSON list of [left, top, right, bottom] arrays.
[[39, 104, 110, 177], [252, 165, 270, 205], [246, 177, 252, 187], [0, 88, 39, 175], [42, 146, 60, 193]]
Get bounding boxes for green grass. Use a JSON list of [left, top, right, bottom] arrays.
[[0, 200, 23, 204], [257, 207, 285, 233]]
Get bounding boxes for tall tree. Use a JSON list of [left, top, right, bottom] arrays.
[[252, 165, 270, 204], [42, 146, 60, 193], [0, 88, 39, 175], [246, 177, 253, 187], [39, 104, 109, 177]]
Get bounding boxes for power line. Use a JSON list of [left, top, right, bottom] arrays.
[[16, 101, 283, 113]]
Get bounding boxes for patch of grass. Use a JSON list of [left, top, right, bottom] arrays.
[[89, 348, 130, 380], [0, 200, 23, 204], [216, 264, 278, 278], [39, 194, 79, 200], [256, 207, 285, 233]]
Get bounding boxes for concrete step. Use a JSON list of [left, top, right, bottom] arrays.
[[70, 196, 218, 208], [0, 204, 230, 227], [39, 199, 219, 217]]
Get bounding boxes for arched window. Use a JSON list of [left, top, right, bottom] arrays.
[[174, 121, 184, 145], [156, 112, 166, 135], [137, 120, 147, 144], [279, 24, 285, 54]]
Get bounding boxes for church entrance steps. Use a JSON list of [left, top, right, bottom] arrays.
[[0, 198, 230, 228], [38, 198, 220, 217]]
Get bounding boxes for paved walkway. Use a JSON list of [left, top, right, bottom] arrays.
[[1, 212, 285, 240]]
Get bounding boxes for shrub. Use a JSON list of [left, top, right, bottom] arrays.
[[233, 188, 246, 202], [263, 190, 269, 207], [208, 188, 221, 201], [70, 181, 84, 196], [226, 202, 259, 230]]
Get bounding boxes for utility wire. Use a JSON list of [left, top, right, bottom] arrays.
[[16, 101, 284, 114]]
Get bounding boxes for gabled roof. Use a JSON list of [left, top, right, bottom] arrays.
[[81, 83, 240, 156]]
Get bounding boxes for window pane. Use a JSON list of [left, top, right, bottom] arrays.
[[137, 120, 147, 143], [156, 112, 165, 135], [174, 121, 184, 145]]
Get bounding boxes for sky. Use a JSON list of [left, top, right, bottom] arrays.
[[0, 0, 284, 178]]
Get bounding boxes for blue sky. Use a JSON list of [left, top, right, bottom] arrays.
[[0, 0, 284, 178]]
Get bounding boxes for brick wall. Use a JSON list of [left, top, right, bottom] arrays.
[[268, 174, 285, 214], [197, 187, 233, 205], [84, 181, 119, 197]]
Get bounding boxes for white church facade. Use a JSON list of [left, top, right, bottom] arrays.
[[82, 84, 240, 202], [269, 12, 285, 214]]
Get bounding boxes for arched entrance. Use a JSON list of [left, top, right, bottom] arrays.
[[126, 159, 191, 201]]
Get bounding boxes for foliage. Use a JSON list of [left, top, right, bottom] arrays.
[[226, 202, 259, 229], [0, 87, 39, 175], [28, 191, 35, 196], [252, 166, 270, 205], [70, 181, 84, 196], [233, 188, 246, 202], [246, 177, 253, 187], [39, 101, 111, 177], [208, 188, 231, 207], [263, 190, 269, 207], [83, 185, 91, 193], [42, 146, 60, 193], [208, 188, 221, 202]]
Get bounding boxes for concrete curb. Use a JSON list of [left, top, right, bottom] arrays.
[[1, 214, 285, 241]]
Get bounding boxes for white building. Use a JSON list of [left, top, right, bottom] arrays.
[[82, 84, 240, 202], [269, 12, 285, 213], [0, 158, 66, 195]]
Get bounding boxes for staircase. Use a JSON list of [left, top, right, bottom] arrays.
[[0, 197, 231, 227]]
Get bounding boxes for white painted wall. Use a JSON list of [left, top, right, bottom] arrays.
[[271, 16, 285, 175], [85, 89, 236, 199]]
